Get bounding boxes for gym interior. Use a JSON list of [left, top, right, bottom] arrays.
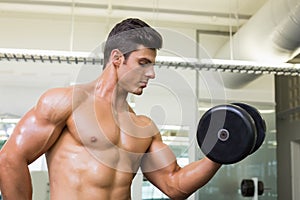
[[0, 0, 299, 199]]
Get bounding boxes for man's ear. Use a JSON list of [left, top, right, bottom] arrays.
[[110, 49, 124, 68]]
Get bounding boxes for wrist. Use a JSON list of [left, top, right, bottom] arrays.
[[204, 156, 222, 168]]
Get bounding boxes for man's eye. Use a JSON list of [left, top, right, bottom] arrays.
[[139, 62, 150, 67]]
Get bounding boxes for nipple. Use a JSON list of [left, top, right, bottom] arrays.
[[90, 136, 97, 143]]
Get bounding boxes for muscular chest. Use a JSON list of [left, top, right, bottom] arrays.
[[67, 99, 152, 154]]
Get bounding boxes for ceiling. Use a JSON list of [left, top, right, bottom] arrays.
[[0, 0, 268, 28], [0, 0, 285, 89]]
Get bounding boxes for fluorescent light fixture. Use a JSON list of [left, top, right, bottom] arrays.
[[267, 140, 277, 146], [0, 118, 20, 123], [0, 48, 97, 58], [198, 107, 210, 112], [158, 125, 189, 130], [160, 125, 182, 130], [259, 109, 275, 114]]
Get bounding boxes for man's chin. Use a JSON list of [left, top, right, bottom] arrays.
[[132, 88, 143, 95]]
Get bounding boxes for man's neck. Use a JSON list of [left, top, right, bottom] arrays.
[[113, 89, 129, 113], [94, 66, 129, 112]]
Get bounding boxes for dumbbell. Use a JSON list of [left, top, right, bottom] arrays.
[[241, 179, 264, 197], [196, 103, 266, 164]]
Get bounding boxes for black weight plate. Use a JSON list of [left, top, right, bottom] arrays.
[[232, 103, 266, 154], [258, 181, 264, 195], [197, 104, 257, 164], [241, 179, 255, 197]]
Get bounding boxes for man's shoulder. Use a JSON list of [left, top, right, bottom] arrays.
[[40, 84, 91, 106], [39, 87, 73, 106], [130, 114, 151, 126], [34, 87, 74, 122], [136, 114, 151, 122]]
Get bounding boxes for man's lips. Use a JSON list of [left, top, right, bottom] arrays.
[[140, 81, 148, 88]]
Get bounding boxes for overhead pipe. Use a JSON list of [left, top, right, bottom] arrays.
[[214, 0, 300, 88]]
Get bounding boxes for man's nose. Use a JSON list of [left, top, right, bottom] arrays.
[[145, 65, 156, 79]]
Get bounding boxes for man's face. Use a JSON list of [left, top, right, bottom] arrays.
[[117, 46, 157, 95]]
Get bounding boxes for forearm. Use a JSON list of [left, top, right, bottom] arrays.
[[0, 158, 32, 200], [175, 157, 221, 196]]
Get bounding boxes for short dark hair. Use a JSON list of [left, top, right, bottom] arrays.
[[103, 18, 163, 69]]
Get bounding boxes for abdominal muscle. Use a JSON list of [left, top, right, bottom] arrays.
[[46, 130, 137, 200]]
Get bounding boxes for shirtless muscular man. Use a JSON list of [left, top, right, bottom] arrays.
[[0, 18, 221, 200]]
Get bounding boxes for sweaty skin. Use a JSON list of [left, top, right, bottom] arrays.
[[0, 46, 221, 200]]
